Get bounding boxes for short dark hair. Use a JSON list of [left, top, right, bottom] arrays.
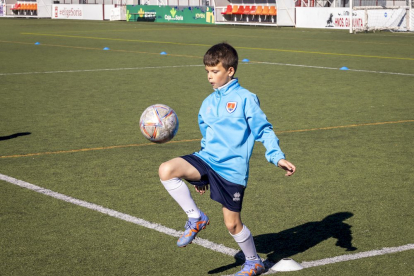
[[203, 43, 238, 73]]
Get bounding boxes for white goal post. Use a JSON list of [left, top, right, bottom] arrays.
[[350, 0, 413, 33]]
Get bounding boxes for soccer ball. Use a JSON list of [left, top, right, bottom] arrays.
[[139, 104, 179, 143]]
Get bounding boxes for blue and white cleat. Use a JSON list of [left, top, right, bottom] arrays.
[[177, 211, 209, 247], [235, 259, 265, 276]]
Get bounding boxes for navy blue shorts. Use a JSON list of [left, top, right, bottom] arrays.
[[180, 154, 245, 212]]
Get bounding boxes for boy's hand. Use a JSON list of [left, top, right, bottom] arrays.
[[278, 159, 296, 176], [194, 184, 209, 195]]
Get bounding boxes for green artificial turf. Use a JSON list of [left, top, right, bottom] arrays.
[[1, 18, 413, 275]]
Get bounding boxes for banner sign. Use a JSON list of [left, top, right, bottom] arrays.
[[52, 4, 107, 20], [296, 8, 363, 29], [126, 5, 215, 24]]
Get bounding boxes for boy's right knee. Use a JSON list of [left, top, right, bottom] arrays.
[[158, 162, 174, 181]]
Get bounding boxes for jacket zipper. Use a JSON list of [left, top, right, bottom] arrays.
[[216, 90, 221, 117]]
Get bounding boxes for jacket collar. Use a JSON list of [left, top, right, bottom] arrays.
[[214, 78, 239, 96]]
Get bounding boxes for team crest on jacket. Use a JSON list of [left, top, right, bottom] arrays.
[[226, 102, 237, 113]]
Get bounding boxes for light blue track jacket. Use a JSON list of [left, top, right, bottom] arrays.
[[194, 78, 285, 186]]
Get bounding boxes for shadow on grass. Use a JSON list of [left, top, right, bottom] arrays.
[[208, 212, 357, 274], [0, 132, 31, 141]]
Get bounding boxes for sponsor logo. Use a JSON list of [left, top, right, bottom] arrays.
[[226, 102, 237, 113], [170, 7, 176, 18], [233, 192, 241, 202], [326, 13, 334, 27], [165, 7, 183, 21], [206, 7, 215, 23], [57, 7, 83, 18], [326, 11, 362, 29], [137, 8, 156, 18], [138, 8, 145, 17]]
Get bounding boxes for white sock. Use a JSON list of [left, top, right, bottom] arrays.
[[161, 178, 200, 219], [231, 225, 260, 261]]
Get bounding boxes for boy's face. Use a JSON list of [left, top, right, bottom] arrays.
[[205, 62, 235, 89]]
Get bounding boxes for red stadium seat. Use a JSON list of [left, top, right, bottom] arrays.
[[262, 6, 270, 22], [221, 5, 232, 15], [249, 6, 257, 15], [269, 6, 277, 16], [234, 6, 244, 15], [269, 6, 277, 23], [262, 6, 270, 16], [243, 6, 251, 14], [231, 5, 239, 14], [233, 6, 245, 21], [254, 6, 263, 15]]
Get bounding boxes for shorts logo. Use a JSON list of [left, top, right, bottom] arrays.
[[226, 102, 237, 113], [233, 192, 241, 202]]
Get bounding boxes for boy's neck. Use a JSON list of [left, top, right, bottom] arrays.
[[217, 78, 237, 90]]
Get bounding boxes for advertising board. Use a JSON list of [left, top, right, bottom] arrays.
[[126, 5, 215, 24], [52, 4, 108, 20], [296, 8, 364, 29]]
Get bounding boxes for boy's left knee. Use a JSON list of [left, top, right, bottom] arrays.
[[225, 220, 243, 235]]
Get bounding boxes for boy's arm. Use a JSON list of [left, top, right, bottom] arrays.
[[198, 111, 207, 150], [246, 95, 295, 176]]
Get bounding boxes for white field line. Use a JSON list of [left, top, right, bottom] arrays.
[[0, 65, 204, 76], [254, 61, 414, 77], [260, 243, 414, 275], [1, 173, 413, 275], [0, 173, 239, 257], [0, 62, 413, 77], [300, 243, 414, 268]]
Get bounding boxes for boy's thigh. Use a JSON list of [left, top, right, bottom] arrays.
[[181, 154, 246, 212], [160, 157, 201, 181]]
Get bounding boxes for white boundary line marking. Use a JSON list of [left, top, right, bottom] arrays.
[[0, 65, 204, 76], [255, 61, 414, 77], [0, 173, 240, 258], [300, 244, 414, 268], [1, 62, 413, 77], [1, 173, 413, 275]]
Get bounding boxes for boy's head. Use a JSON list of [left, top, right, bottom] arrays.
[[204, 43, 239, 89], [203, 43, 238, 73]]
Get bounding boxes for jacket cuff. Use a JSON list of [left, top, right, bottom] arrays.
[[271, 154, 285, 166]]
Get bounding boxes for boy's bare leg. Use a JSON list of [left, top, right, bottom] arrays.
[[159, 157, 210, 247], [159, 157, 201, 219], [159, 157, 201, 181], [222, 207, 243, 235], [223, 207, 265, 275], [223, 207, 261, 262]]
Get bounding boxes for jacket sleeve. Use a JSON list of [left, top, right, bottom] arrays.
[[245, 94, 285, 166], [198, 110, 207, 151]]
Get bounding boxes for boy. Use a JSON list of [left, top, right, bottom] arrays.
[[159, 43, 296, 276]]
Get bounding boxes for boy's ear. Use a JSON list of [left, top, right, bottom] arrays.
[[228, 67, 235, 77]]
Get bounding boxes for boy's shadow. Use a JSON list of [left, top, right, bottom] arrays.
[[0, 132, 31, 141], [208, 212, 357, 274]]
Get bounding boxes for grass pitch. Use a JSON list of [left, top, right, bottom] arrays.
[[0, 18, 413, 275]]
